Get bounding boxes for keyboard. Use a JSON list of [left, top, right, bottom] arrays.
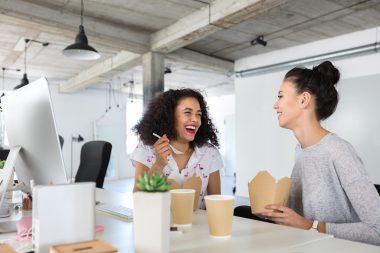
[[96, 203, 133, 220]]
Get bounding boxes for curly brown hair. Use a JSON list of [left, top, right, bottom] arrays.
[[133, 89, 219, 148]]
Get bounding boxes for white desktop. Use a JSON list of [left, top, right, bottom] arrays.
[[0, 77, 68, 231]]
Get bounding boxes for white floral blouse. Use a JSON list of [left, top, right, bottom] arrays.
[[130, 140, 224, 209]]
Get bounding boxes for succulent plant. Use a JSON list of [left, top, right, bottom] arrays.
[[0, 160, 5, 169], [137, 172, 170, 192]]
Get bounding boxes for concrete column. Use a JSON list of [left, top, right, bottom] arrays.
[[142, 52, 164, 109]]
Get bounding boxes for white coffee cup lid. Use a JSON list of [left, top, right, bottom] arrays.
[[204, 195, 234, 201], [170, 189, 196, 194]]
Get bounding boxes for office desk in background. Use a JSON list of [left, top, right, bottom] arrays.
[[1, 189, 379, 253]]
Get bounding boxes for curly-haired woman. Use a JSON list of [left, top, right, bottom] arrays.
[[130, 89, 223, 209]]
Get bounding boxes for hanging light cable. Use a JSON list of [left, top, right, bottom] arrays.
[[62, 0, 101, 60]]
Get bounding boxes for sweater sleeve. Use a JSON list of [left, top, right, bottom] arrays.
[[326, 141, 380, 246]]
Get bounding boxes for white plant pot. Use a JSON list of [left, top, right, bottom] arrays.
[[133, 191, 171, 253]]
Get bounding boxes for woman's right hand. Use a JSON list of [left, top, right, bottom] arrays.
[[153, 134, 172, 168]]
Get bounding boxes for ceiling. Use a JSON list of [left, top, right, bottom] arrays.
[[0, 0, 380, 97]]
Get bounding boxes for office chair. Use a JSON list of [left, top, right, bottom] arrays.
[[0, 149, 10, 160], [58, 135, 64, 149], [234, 206, 275, 223], [374, 184, 380, 196], [75, 140, 112, 188]]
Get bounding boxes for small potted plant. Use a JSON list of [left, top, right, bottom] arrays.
[[133, 172, 171, 253], [0, 160, 5, 169]]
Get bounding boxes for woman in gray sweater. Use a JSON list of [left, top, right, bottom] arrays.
[[261, 61, 380, 245]]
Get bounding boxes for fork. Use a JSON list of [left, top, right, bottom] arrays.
[[152, 133, 184, 155]]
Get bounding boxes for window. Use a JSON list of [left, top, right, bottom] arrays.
[[126, 99, 143, 154]]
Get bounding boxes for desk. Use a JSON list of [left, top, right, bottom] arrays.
[[283, 237, 380, 253], [95, 189, 332, 253], [95, 189, 134, 251], [170, 211, 331, 253], [95, 189, 379, 253], [1, 189, 379, 253]]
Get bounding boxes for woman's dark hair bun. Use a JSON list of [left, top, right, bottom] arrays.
[[285, 61, 340, 120], [314, 61, 340, 86]]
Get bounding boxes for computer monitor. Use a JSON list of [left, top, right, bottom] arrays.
[[1, 77, 68, 196]]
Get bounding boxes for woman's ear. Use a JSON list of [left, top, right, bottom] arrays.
[[300, 91, 312, 108]]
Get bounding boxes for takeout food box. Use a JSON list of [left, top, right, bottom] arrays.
[[168, 174, 201, 211], [248, 170, 291, 214]]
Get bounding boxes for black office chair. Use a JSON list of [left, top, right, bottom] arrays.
[[58, 135, 64, 149], [75, 140, 112, 188], [374, 184, 380, 196], [234, 205, 274, 223], [0, 149, 10, 160]]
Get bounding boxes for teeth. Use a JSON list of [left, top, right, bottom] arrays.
[[186, 126, 196, 130]]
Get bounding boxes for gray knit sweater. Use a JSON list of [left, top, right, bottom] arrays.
[[288, 133, 380, 245]]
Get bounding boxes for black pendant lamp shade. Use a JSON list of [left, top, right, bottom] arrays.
[[13, 39, 48, 90], [14, 73, 29, 90], [62, 0, 100, 60], [14, 38, 30, 90], [63, 25, 100, 60]]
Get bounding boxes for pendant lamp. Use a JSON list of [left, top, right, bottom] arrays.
[[13, 39, 49, 90], [14, 39, 30, 90], [63, 0, 100, 60], [0, 67, 20, 110]]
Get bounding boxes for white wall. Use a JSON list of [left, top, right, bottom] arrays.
[[235, 26, 380, 197], [49, 84, 130, 180], [208, 94, 235, 176]]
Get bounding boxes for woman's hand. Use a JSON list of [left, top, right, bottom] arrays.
[[260, 204, 312, 230], [152, 134, 171, 168]]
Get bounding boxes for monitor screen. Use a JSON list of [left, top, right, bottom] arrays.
[[1, 77, 68, 195]]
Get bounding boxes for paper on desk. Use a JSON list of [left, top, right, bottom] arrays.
[[248, 170, 291, 214]]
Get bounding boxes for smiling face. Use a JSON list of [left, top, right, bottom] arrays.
[[174, 97, 202, 143], [273, 80, 304, 130]]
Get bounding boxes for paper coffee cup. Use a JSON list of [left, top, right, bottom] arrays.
[[205, 195, 234, 238], [170, 189, 195, 227]]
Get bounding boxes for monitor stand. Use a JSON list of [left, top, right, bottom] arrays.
[[0, 199, 11, 218], [0, 207, 21, 233], [0, 146, 21, 232]]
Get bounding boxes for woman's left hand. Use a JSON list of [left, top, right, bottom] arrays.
[[260, 204, 312, 230]]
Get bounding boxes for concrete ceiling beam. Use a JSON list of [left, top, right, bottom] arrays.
[[151, 0, 290, 53], [59, 51, 141, 93], [167, 48, 233, 74]]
